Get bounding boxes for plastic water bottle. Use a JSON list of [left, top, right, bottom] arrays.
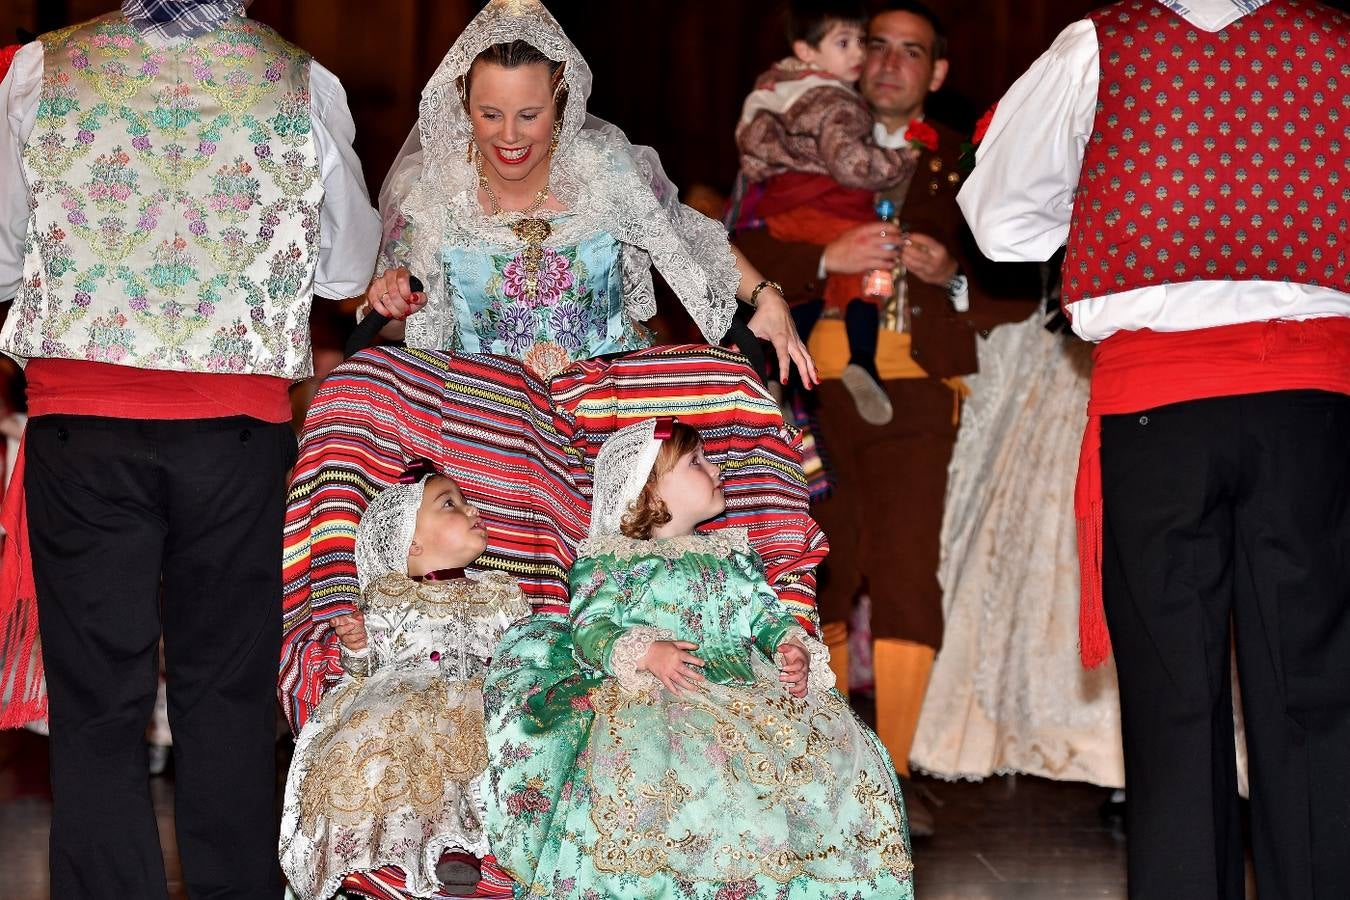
[[862, 198, 898, 301]]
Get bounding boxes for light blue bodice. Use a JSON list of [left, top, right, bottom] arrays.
[[441, 227, 646, 375]]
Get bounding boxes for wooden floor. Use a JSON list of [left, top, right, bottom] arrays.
[[913, 774, 1126, 898], [0, 726, 1138, 899]]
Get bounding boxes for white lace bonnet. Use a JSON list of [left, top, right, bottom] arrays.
[[354, 460, 437, 590], [588, 418, 678, 539]]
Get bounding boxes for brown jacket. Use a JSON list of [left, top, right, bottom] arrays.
[[736, 119, 1039, 379]]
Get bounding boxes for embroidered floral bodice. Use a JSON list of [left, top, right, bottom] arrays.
[[338, 569, 530, 681], [439, 220, 646, 378]]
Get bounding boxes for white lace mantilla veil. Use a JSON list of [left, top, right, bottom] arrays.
[[379, 0, 740, 351]]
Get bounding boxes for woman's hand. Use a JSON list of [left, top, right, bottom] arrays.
[[777, 641, 810, 698], [334, 612, 368, 653], [747, 290, 820, 388], [639, 640, 706, 695], [731, 245, 819, 387], [366, 267, 426, 321]]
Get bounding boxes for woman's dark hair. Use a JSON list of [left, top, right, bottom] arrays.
[[464, 40, 568, 116], [619, 423, 704, 540]]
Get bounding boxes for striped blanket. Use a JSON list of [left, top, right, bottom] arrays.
[[278, 345, 826, 899], [280, 344, 826, 731]]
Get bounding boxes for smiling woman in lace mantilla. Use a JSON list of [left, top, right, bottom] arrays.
[[361, 0, 818, 385]]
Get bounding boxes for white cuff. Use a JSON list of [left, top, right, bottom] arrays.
[[608, 626, 676, 695], [816, 252, 829, 281], [779, 626, 836, 695]]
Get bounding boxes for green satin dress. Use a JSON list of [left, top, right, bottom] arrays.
[[483, 529, 914, 899]]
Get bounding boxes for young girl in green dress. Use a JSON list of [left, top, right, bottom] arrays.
[[485, 419, 914, 899]]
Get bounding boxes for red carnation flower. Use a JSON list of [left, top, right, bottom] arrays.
[[904, 119, 940, 154], [973, 104, 998, 146], [0, 45, 20, 85]]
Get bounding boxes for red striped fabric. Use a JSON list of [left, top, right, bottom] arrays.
[[552, 349, 827, 616], [339, 855, 514, 899], [280, 345, 827, 731]]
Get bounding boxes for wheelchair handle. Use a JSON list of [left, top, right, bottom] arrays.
[[724, 315, 768, 386], [343, 276, 422, 359]]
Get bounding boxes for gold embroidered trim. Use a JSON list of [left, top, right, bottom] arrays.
[[576, 528, 750, 562], [297, 679, 487, 834], [360, 570, 529, 619], [583, 677, 912, 883]]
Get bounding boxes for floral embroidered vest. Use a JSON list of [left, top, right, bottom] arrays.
[[4, 14, 324, 378], [1061, 0, 1349, 306]]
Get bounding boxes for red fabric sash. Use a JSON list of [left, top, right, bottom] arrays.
[[25, 359, 291, 422], [0, 436, 41, 728], [755, 172, 875, 221], [1075, 317, 1350, 667], [0, 361, 292, 728]]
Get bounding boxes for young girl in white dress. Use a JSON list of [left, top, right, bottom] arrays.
[[279, 462, 529, 899]]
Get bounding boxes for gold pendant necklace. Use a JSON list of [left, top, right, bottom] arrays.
[[477, 156, 553, 303], [476, 155, 551, 218]]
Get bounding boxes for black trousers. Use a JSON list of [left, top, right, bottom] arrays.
[[1101, 390, 1350, 900], [25, 415, 296, 899]]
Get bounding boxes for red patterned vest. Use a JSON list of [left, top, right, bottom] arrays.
[[1061, 0, 1350, 308]]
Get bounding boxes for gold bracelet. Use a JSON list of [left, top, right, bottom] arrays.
[[748, 279, 782, 307]]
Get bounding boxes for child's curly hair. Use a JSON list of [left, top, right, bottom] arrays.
[[618, 422, 703, 540]]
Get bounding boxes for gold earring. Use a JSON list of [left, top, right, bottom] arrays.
[[466, 138, 476, 165], [550, 120, 562, 155]]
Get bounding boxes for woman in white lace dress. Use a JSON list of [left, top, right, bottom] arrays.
[[911, 291, 1252, 798], [359, 0, 816, 387], [909, 307, 1127, 788]]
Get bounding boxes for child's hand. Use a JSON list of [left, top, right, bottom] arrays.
[[639, 640, 705, 695], [334, 612, 368, 653], [777, 641, 810, 698]]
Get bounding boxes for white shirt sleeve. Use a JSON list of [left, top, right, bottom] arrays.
[[308, 60, 381, 300], [0, 43, 43, 302], [957, 19, 1099, 264]]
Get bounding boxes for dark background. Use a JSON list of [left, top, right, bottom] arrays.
[[4, 0, 1137, 200], [7, 0, 1350, 208]]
